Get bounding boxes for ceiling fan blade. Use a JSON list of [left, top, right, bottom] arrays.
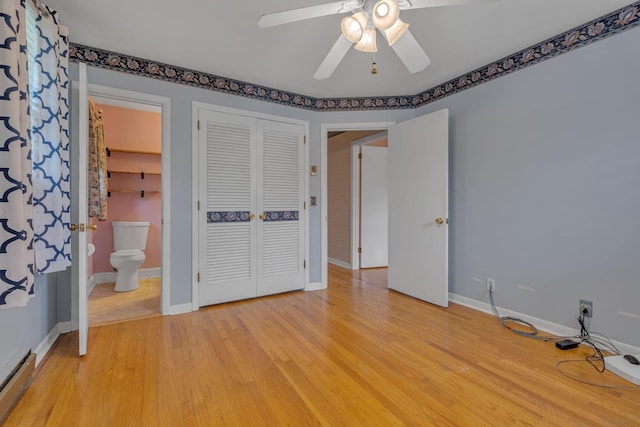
[[391, 29, 431, 73], [314, 34, 353, 80], [258, 1, 361, 28], [399, 0, 499, 10]]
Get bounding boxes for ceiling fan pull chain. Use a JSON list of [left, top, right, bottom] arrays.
[[371, 53, 378, 75]]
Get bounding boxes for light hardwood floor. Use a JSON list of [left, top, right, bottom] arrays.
[[89, 278, 161, 326], [5, 265, 639, 426]]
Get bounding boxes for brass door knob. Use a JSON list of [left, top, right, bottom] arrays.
[[70, 224, 77, 231], [259, 213, 266, 220], [87, 224, 97, 230], [435, 218, 444, 225], [249, 213, 255, 220]]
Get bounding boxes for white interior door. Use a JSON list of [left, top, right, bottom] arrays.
[[199, 111, 257, 306], [256, 120, 305, 296], [76, 63, 89, 355], [388, 109, 449, 307], [360, 145, 388, 268]]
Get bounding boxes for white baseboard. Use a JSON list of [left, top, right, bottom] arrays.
[[139, 267, 161, 279], [328, 257, 352, 269], [169, 303, 194, 315], [93, 267, 161, 286], [87, 275, 97, 296], [449, 293, 640, 355], [305, 282, 325, 292], [93, 271, 116, 285], [34, 321, 71, 368]]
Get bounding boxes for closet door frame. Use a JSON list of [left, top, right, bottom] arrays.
[[191, 102, 309, 310]]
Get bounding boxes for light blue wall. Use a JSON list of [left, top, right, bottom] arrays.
[[3, 18, 636, 383], [416, 27, 640, 346], [69, 64, 413, 305], [0, 273, 59, 383]]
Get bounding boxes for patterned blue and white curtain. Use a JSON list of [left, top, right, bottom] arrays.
[[0, 0, 70, 309], [0, 0, 35, 308], [29, 4, 70, 274]]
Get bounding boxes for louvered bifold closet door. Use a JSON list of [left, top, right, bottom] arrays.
[[198, 111, 257, 306], [256, 120, 305, 296]]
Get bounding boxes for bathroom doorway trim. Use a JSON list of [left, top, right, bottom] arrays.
[[88, 83, 171, 315]]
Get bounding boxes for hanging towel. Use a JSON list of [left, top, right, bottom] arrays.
[[88, 97, 108, 221]]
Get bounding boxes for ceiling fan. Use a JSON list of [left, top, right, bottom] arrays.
[[258, 0, 498, 79]]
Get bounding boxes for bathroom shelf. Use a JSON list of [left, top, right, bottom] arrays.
[[106, 147, 161, 156], [107, 170, 161, 179], [108, 189, 161, 198]]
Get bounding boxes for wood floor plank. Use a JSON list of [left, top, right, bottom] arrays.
[[4, 264, 639, 426]]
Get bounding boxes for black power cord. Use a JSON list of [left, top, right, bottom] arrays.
[[489, 288, 638, 388]]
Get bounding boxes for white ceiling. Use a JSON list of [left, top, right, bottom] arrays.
[[47, 0, 635, 99]]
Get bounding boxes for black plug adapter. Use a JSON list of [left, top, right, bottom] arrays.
[[556, 339, 579, 350]]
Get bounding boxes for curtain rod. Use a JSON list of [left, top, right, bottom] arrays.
[[30, 0, 50, 17]]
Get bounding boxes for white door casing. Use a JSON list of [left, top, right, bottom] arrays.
[[198, 109, 305, 306], [388, 109, 449, 307], [360, 145, 388, 268], [87, 84, 171, 315], [321, 122, 395, 288]]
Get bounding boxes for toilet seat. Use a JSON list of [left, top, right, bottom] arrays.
[[111, 249, 144, 258]]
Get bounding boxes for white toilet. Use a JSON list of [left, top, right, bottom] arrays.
[[110, 221, 150, 292]]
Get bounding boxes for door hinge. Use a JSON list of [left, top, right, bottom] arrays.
[[304, 135, 307, 144], [304, 201, 306, 209], [304, 260, 307, 269], [197, 201, 200, 210], [358, 247, 362, 254], [197, 120, 200, 130], [358, 152, 362, 159], [197, 273, 200, 282]]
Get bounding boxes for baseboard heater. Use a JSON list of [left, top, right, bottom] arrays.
[[0, 351, 36, 422]]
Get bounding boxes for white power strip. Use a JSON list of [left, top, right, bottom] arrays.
[[605, 355, 640, 385]]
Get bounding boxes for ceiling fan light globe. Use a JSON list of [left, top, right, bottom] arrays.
[[354, 27, 377, 52], [341, 16, 363, 43], [385, 18, 409, 46], [372, 0, 399, 30], [341, 11, 368, 43]]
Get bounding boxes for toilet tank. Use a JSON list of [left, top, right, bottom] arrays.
[[112, 221, 150, 251]]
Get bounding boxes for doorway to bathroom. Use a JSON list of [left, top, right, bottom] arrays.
[[86, 92, 164, 326]]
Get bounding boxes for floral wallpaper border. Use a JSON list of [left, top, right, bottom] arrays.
[[263, 211, 299, 222], [69, 3, 640, 112], [207, 211, 251, 223], [412, 4, 640, 108]]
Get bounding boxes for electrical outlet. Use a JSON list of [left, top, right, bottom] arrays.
[[486, 278, 496, 292], [580, 299, 593, 318]]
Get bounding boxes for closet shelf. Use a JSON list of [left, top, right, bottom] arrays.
[[106, 147, 161, 156], [108, 189, 160, 198], [107, 170, 161, 179]]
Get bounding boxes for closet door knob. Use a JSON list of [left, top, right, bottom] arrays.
[[259, 213, 266, 220], [87, 224, 97, 231], [70, 224, 77, 231], [249, 213, 255, 220]]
